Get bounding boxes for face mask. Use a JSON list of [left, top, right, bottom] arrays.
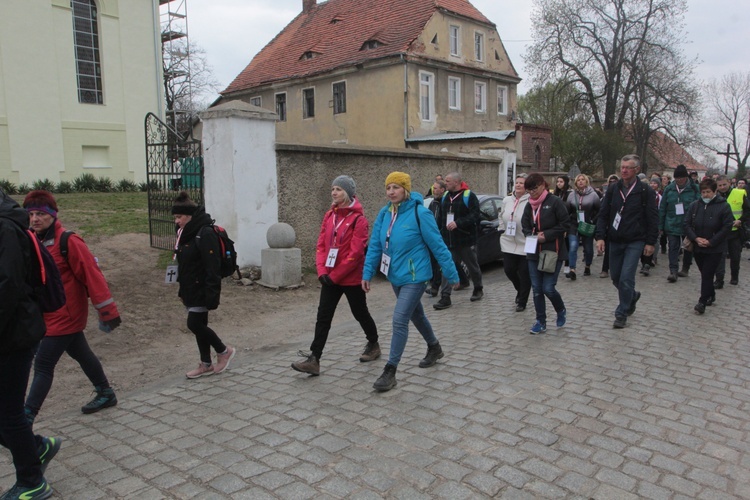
[[702, 196, 713, 204]]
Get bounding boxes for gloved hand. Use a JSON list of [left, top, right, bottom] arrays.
[[319, 274, 335, 286], [99, 316, 121, 333]]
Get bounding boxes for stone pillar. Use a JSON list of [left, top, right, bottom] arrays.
[[200, 101, 277, 267]]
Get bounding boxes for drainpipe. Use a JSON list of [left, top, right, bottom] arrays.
[[402, 54, 408, 143]]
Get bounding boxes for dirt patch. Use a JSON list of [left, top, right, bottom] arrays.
[[35, 232, 393, 417]]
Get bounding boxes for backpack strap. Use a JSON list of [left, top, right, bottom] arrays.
[[59, 230, 75, 261]]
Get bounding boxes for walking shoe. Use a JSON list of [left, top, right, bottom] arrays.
[[418, 342, 444, 368], [470, 287, 484, 302], [291, 351, 320, 376], [556, 309, 566, 328], [38, 437, 61, 475], [373, 364, 397, 392], [694, 302, 706, 315], [0, 480, 52, 500], [359, 342, 381, 362], [584, 266, 591, 276], [453, 282, 469, 291], [667, 273, 677, 283], [214, 346, 236, 374], [186, 362, 214, 379], [433, 296, 452, 310], [569, 270, 576, 281], [81, 386, 117, 414], [714, 279, 724, 289], [515, 304, 526, 312], [613, 316, 627, 329], [626, 291, 641, 316], [424, 287, 439, 297], [529, 321, 546, 335], [641, 264, 650, 276], [706, 295, 715, 306], [677, 268, 689, 277], [599, 271, 608, 278], [730, 278, 738, 285]]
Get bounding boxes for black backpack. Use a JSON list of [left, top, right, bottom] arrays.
[[200, 225, 241, 279], [26, 230, 66, 313]]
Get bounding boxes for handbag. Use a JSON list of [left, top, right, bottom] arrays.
[[577, 221, 595, 237], [682, 236, 693, 252], [537, 250, 558, 273]]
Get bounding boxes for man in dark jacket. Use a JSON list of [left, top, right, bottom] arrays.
[[0, 188, 60, 499], [713, 175, 750, 287], [596, 155, 659, 329], [659, 164, 700, 282], [434, 172, 483, 309]]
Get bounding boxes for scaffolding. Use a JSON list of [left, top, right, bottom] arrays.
[[159, 0, 194, 140]]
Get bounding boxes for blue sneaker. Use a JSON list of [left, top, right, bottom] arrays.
[[38, 437, 61, 475], [529, 321, 546, 335], [556, 309, 567, 327]]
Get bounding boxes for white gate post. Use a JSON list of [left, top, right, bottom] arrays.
[[200, 101, 278, 267]]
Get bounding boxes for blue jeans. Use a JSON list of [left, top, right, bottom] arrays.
[[388, 283, 438, 367], [608, 241, 645, 318], [667, 234, 692, 274], [568, 234, 594, 270], [527, 259, 565, 325]]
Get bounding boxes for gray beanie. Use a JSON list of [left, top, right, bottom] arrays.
[[332, 175, 356, 200]]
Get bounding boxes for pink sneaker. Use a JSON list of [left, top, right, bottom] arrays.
[[214, 346, 236, 374], [186, 363, 214, 379]]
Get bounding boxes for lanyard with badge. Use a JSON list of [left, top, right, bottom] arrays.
[[524, 205, 542, 254], [446, 191, 462, 226], [380, 209, 398, 276], [165, 228, 181, 283], [674, 184, 685, 215], [505, 197, 521, 236], [613, 182, 637, 230], [325, 211, 352, 268], [576, 192, 586, 222]]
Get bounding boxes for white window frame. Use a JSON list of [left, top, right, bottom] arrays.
[[448, 76, 461, 110], [419, 71, 435, 122], [474, 31, 485, 62], [303, 87, 315, 119], [249, 96, 262, 107], [449, 25, 460, 57], [497, 85, 508, 115], [474, 81, 486, 113]]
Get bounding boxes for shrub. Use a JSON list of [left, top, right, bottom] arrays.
[[32, 178, 56, 192], [17, 183, 31, 194], [0, 179, 17, 195], [56, 181, 74, 194], [138, 180, 159, 192], [73, 173, 98, 192], [116, 178, 139, 192], [95, 177, 114, 192]]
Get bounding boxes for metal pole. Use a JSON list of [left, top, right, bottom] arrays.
[[724, 143, 730, 175]]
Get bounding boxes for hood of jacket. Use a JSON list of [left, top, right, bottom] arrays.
[[330, 196, 364, 218], [180, 207, 213, 242], [0, 189, 30, 229], [576, 186, 595, 197]]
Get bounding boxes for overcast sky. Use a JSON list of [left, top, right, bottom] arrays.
[[183, 0, 750, 98]]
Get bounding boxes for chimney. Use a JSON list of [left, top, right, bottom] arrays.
[[303, 0, 316, 13]]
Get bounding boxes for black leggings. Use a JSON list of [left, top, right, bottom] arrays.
[[310, 284, 378, 359], [187, 311, 226, 365]]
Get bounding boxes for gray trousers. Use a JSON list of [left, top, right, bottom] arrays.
[[440, 245, 483, 297]]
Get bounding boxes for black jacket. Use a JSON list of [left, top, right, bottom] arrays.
[[522, 194, 570, 261], [440, 189, 480, 248], [683, 196, 734, 254], [595, 180, 659, 245], [175, 208, 222, 309], [0, 190, 46, 354]]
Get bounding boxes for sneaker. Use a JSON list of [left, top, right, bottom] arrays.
[[584, 266, 591, 276], [214, 346, 236, 374], [642, 264, 650, 276], [38, 437, 61, 475], [515, 304, 526, 312], [599, 271, 609, 278], [569, 270, 576, 281], [626, 291, 641, 316], [81, 386, 117, 414], [694, 302, 706, 315], [433, 296, 452, 310], [291, 351, 320, 375], [529, 321, 546, 335], [186, 362, 214, 379], [359, 342, 381, 362], [470, 287, 484, 302], [0, 480, 52, 500], [563, 265, 570, 275], [556, 309, 566, 328], [730, 278, 738, 285], [677, 269, 689, 277], [613, 316, 627, 329], [706, 295, 715, 306], [667, 273, 677, 283], [714, 280, 724, 289]]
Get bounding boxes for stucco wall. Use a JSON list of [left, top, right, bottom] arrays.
[[275, 143, 501, 268]]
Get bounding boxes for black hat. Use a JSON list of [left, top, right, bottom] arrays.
[[171, 191, 198, 215], [673, 165, 688, 179]]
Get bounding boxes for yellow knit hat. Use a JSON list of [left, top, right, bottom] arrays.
[[385, 171, 411, 192]]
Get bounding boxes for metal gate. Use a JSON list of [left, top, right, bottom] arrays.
[[144, 112, 204, 250]]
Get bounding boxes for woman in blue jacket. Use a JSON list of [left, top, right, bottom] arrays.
[[362, 172, 459, 392]]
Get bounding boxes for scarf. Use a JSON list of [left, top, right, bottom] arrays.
[[528, 189, 548, 211]]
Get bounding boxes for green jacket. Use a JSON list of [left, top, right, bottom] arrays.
[[659, 180, 700, 236]]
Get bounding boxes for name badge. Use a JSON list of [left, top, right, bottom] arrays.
[[506, 221, 516, 237], [675, 203, 684, 215], [613, 212, 622, 230], [165, 265, 179, 284], [524, 235, 538, 254], [579, 212, 585, 222], [326, 248, 339, 268], [446, 213, 455, 225], [380, 253, 391, 276]]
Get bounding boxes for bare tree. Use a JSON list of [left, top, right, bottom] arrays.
[[703, 72, 750, 178], [526, 0, 697, 175]]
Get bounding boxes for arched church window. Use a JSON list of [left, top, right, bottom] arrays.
[[72, 0, 103, 104]]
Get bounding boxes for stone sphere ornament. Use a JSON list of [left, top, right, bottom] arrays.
[[266, 222, 296, 248]]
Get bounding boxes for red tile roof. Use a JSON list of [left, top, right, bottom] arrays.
[[222, 0, 496, 95], [648, 130, 706, 172]]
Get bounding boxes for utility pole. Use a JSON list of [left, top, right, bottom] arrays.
[[717, 143, 731, 175]]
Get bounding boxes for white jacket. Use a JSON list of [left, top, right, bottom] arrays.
[[499, 192, 530, 255]]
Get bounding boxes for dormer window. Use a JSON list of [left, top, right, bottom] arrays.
[[330, 16, 343, 24], [300, 51, 318, 60], [361, 39, 382, 50]]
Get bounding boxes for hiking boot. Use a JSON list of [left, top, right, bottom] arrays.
[[677, 268, 689, 277], [373, 364, 397, 392], [38, 437, 61, 475], [418, 342, 444, 368], [556, 309, 567, 328], [626, 291, 641, 316], [599, 271, 608, 278], [529, 321, 546, 335], [584, 266, 591, 276], [730, 278, 739, 285], [515, 304, 526, 312], [433, 296, 452, 310], [359, 342, 381, 362], [291, 351, 320, 376], [667, 273, 678, 283], [694, 302, 706, 315], [714, 279, 724, 289], [613, 316, 627, 329], [641, 264, 650, 276], [81, 386, 117, 414], [186, 362, 214, 379], [214, 346, 236, 374], [0, 480, 52, 500], [470, 287, 484, 302], [569, 270, 576, 281]]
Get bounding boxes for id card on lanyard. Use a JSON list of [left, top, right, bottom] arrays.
[[326, 212, 350, 268], [506, 197, 521, 236], [166, 228, 181, 283], [524, 205, 541, 253], [381, 210, 398, 276], [613, 182, 637, 230]]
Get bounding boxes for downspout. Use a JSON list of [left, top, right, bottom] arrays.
[[402, 54, 408, 142], [152, 0, 164, 120]]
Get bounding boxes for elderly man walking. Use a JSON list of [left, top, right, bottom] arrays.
[[659, 164, 699, 282]]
